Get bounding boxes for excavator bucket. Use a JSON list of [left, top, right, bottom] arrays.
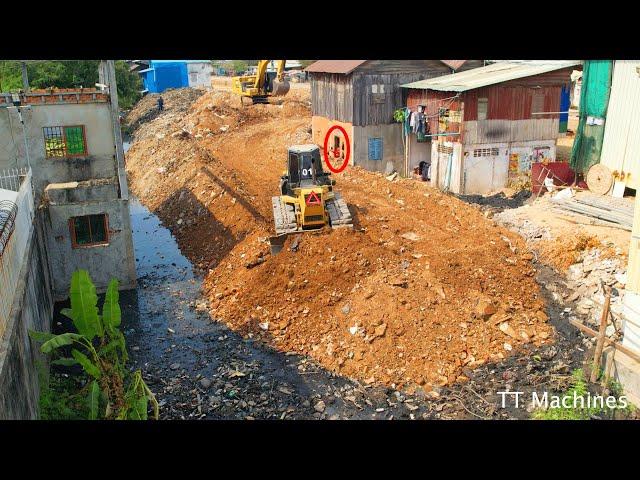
[[271, 78, 290, 97]]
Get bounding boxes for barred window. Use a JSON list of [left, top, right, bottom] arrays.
[[69, 214, 108, 248], [477, 98, 488, 120], [43, 126, 87, 158], [437, 144, 454, 155], [473, 147, 500, 157]]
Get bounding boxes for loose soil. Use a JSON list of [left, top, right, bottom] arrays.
[[125, 87, 554, 394]]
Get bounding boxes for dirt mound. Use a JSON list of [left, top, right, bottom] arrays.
[[125, 90, 553, 393], [201, 172, 552, 391], [124, 88, 207, 133], [537, 233, 616, 272]]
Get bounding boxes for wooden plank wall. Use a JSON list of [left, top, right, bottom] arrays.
[[352, 71, 446, 126], [310, 73, 353, 123]]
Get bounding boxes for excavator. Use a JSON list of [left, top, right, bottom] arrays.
[[269, 144, 353, 254], [231, 60, 290, 105]]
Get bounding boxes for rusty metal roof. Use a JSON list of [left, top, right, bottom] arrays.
[[304, 60, 368, 74], [402, 61, 582, 91], [440, 60, 468, 70]]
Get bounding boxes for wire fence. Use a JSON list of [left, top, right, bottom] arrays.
[[0, 168, 34, 337], [0, 167, 29, 192]]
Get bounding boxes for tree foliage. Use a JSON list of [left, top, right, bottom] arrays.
[[0, 60, 142, 109]]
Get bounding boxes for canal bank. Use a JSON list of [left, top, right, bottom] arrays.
[[120, 196, 442, 419]]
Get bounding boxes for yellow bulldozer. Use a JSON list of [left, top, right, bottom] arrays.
[[231, 60, 290, 105], [269, 144, 353, 254]]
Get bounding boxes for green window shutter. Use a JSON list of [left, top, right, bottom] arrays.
[[64, 126, 86, 155]]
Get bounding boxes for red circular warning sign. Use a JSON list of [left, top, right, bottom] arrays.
[[323, 125, 351, 173]]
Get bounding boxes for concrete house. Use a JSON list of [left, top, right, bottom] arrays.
[[0, 62, 136, 300], [402, 61, 580, 195], [306, 60, 483, 176]]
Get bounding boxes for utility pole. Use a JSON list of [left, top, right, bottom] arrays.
[[100, 60, 129, 200], [20, 61, 29, 92]]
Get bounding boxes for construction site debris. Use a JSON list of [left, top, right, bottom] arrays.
[[125, 88, 554, 393]]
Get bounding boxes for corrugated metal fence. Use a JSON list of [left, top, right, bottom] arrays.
[[0, 168, 34, 339], [600, 60, 640, 190]]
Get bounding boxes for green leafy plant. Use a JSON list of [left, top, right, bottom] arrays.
[[393, 108, 406, 123], [532, 369, 632, 420], [30, 270, 158, 420]]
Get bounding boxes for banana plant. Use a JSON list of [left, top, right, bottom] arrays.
[[30, 270, 158, 420]]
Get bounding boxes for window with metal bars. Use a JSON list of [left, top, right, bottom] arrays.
[[477, 98, 488, 120], [69, 214, 109, 248], [473, 147, 500, 157], [43, 126, 87, 158], [437, 144, 454, 155]]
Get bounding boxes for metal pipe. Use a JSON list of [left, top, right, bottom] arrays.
[[531, 111, 571, 115], [417, 132, 461, 138]]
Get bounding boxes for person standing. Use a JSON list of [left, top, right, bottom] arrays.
[[157, 95, 164, 112]]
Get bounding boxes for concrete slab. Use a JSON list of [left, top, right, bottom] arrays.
[[604, 345, 640, 407]]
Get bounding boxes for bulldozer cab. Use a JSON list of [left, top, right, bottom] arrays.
[[286, 145, 327, 189]]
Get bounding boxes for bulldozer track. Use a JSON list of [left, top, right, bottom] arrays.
[[272, 196, 298, 235]]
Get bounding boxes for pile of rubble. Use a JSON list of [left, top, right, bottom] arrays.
[[494, 208, 552, 243], [564, 248, 627, 336], [494, 203, 629, 348], [125, 87, 559, 396], [124, 88, 207, 133]]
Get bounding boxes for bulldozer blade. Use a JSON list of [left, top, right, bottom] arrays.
[[268, 234, 288, 255], [271, 79, 290, 97]]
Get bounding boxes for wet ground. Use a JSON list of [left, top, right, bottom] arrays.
[[457, 190, 532, 212]]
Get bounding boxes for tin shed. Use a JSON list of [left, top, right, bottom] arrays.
[[401, 61, 580, 194]]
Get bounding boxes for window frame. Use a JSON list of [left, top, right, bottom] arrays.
[[477, 98, 489, 121], [531, 91, 545, 116], [68, 213, 109, 249], [368, 137, 383, 161], [43, 125, 88, 158]]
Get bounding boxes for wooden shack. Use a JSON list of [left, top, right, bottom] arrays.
[[306, 60, 483, 175]]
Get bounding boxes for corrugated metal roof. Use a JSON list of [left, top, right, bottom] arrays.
[[304, 60, 367, 74], [600, 60, 640, 190], [401, 61, 582, 92]]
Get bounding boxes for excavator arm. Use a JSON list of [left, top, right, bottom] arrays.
[[232, 60, 290, 103]]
